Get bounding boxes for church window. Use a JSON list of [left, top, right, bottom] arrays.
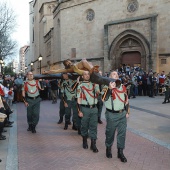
[[86, 9, 95, 21], [161, 59, 166, 64]]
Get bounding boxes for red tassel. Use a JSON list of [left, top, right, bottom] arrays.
[[111, 89, 116, 100], [8, 91, 12, 95], [0, 86, 4, 96]]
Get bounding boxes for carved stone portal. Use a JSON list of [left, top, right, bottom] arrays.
[[109, 29, 150, 71]]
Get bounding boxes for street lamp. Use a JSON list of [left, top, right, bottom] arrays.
[[0, 59, 3, 74], [38, 54, 43, 74], [30, 62, 34, 71]]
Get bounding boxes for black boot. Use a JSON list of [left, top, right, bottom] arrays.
[[27, 124, 32, 131], [72, 122, 77, 131], [118, 148, 127, 162], [90, 139, 98, 153], [98, 117, 103, 124], [162, 100, 166, 104], [82, 136, 88, 149], [31, 125, 36, 133], [64, 122, 68, 130], [106, 146, 112, 158], [57, 117, 63, 124]]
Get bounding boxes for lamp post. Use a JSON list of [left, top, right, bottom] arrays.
[[2, 62, 4, 74], [0, 59, 3, 74], [30, 62, 34, 71], [38, 54, 43, 74]]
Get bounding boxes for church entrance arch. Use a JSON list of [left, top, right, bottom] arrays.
[[109, 30, 150, 71]]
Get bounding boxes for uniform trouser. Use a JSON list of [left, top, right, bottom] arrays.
[[129, 84, 135, 97], [27, 97, 41, 126], [51, 90, 58, 102], [105, 110, 127, 149], [59, 99, 65, 118], [97, 97, 103, 118], [164, 88, 170, 100], [81, 106, 98, 139], [65, 100, 79, 127]]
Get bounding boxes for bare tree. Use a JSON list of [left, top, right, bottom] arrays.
[[0, 2, 17, 60]]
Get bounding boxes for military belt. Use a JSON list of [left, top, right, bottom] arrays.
[[81, 104, 97, 109], [27, 95, 40, 100], [106, 108, 124, 113]]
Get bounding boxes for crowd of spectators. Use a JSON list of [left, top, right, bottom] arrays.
[[104, 65, 169, 100]]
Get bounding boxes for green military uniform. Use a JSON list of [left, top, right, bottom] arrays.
[[97, 85, 103, 123], [162, 77, 170, 103], [128, 80, 135, 98], [102, 84, 128, 162], [61, 79, 79, 130], [77, 81, 99, 152], [57, 80, 65, 124], [22, 80, 41, 132]]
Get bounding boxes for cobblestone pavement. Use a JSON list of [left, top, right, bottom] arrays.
[[15, 99, 170, 170]]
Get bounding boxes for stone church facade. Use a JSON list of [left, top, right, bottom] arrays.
[[29, 0, 170, 74]]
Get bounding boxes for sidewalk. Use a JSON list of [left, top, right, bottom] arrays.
[[1, 97, 170, 170]]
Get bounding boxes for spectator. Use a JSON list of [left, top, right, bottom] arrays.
[[14, 74, 24, 102], [8, 87, 14, 109]]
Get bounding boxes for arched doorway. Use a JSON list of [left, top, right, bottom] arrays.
[[122, 51, 141, 67], [109, 30, 150, 71]]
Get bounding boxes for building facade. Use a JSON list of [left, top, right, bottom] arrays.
[[19, 45, 29, 73], [12, 59, 19, 73], [29, 0, 170, 74]]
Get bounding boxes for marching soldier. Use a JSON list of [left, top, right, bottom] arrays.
[[102, 71, 130, 162], [61, 73, 79, 131], [77, 71, 100, 153], [162, 75, 170, 104], [57, 79, 65, 124], [22, 72, 42, 133]]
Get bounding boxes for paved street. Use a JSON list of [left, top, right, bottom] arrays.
[[0, 96, 170, 170]]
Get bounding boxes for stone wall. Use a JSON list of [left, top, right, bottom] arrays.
[[52, 0, 170, 74]]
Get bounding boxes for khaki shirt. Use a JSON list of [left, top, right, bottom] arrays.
[[77, 82, 99, 105], [102, 84, 126, 111], [22, 80, 40, 97], [61, 79, 76, 100]]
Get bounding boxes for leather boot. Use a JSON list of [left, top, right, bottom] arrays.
[[64, 122, 68, 130], [106, 146, 112, 158], [72, 122, 77, 131], [82, 136, 88, 149], [57, 117, 63, 124], [31, 125, 36, 133], [27, 124, 32, 131], [98, 117, 103, 124], [162, 100, 166, 104], [90, 139, 99, 153], [118, 148, 127, 162]]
